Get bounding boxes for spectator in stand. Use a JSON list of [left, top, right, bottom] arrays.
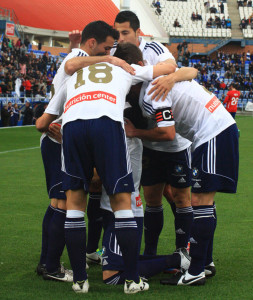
[[196, 11, 202, 20], [38, 41, 42, 50], [182, 40, 188, 54], [46, 74, 53, 93], [210, 5, 218, 13], [177, 42, 183, 56], [240, 17, 248, 29], [221, 16, 226, 28], [204, 1, 210, 13], [15, 38, 22, 49], [226, 16, 232, 28], [238, 0, 243, 7], [220, 80, 227, 90], [223, 83, 240, 118], [154, 0, 161, 8], [210, 71, 218, 83], [246, 51, 251, 60], [191, 12, 197, 21], [11, 103, 20, 126], [24, 36, 30, 50], [219, 1, 224, 13], [173, 18, 181, 27], [248, 0, 252, 7], [215, 16, 222, 28], [23, 76, 32, 97], [1, 104, 11, 127], [206, 18, 212, 28], [22, 101, 34, 125]]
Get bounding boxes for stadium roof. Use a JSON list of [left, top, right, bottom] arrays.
[[1, 0, 119, 31]]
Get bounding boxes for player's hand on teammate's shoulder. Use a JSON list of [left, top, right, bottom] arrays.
[[124, 118, 136, 138], [148, 74, 175, 102], [109, 56, 136, 75], [48, 123, 62, 143]]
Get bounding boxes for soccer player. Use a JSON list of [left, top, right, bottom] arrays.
[[125, 76, 239, 286], [36, 21, 133, 285], [223, 83, 241, 119], [113, 10, 194, 255], [36, 42, 177, 294], [35, 30, 83, 283]]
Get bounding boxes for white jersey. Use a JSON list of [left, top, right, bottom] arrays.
[[46, 63, 153, 127], [141, 78, 236, 151], [43, 48, 88, 144], [138, 36, 175, 65], [111, 37, 175, 64]]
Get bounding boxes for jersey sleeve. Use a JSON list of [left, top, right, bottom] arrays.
[[152, 98, 175, 127], [144, 41, 175, 65], [45, 85, 67, 116], [131, 64, 153, 85]]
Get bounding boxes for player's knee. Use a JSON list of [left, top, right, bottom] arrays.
[[191, 192, 215, 206], [163, 184, 174, 203], [143, 189, 163, 206], [172, 187, 191, 207]]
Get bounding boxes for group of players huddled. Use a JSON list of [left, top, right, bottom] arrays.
[[35, 11, 239, 294]]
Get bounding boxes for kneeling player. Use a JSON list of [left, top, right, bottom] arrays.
[[125, 76, 239, 286]]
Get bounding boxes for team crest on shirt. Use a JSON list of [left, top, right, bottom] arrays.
[[192, 168, 199, 178], [174, 165, 183, 174]]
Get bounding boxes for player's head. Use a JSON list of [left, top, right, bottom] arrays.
[[229, 83, 235, 90], [114, 11, 141, 46], [114, 43, 143, 65], [81, 21, 119, 56]]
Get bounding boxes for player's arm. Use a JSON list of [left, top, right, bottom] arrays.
[[65, 56, 135, 75], [149, 67, 198, 101], [37, 85, 67, 132], [67, 30, 82, 53], [223, 93, 229, 104], [36, 113, 58, 132], [161, 58, 177, 67], [125, 118, 175, 141]]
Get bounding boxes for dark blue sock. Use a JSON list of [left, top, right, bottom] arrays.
[[205, 202, 217, 266], [103, 254, 180, 284], [139, 254, 180, 278], [144, 205, 163, 255], [40, 205, 55, 265], [189, 206, 216, 275], [115, 217, 139, 283], [169, 202, 177, 217], [175, 206, 193, 249], [65, 216, 87, 282], [46, 208, 66, 273], [87, 192, 103, 253]]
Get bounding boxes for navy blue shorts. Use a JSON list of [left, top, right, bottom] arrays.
[[191, 123, 239, 193], [62, 117, 134, 195], [41, 136, 66, 200], [141, 147, 191, 188], [101, 209, 143, 271]]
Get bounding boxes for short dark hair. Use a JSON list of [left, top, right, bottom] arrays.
[[114, 43, 143, 65], [81, 21, 119, 44], [115, 11, 140, 31]]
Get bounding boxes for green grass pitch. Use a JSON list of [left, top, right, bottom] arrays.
[[0, 116, 253, 300]]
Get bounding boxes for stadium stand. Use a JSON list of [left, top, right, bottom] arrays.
[[147, 0, 231, 38], [1, 0, 253, 127]]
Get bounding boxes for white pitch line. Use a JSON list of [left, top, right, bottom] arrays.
[[0, 146, 40, 154]]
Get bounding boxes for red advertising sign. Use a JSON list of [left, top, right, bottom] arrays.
[[5, 23, 15, 36]]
